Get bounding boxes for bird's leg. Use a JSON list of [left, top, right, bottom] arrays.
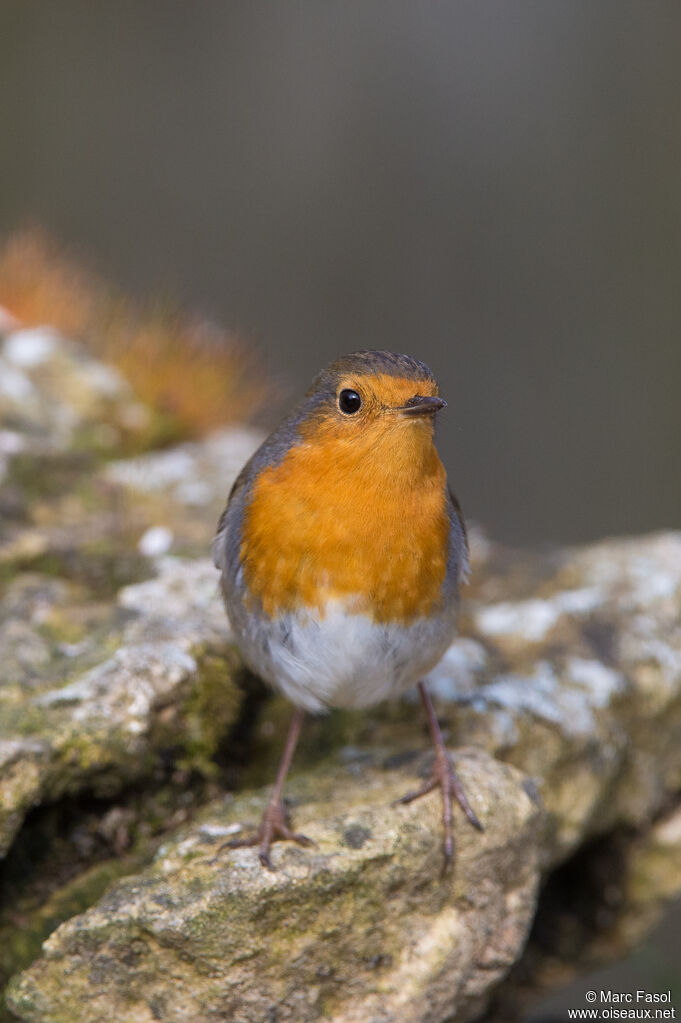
[[396, 681, 483, 865], [220, 707, 313, 869]]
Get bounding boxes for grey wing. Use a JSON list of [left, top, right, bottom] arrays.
[[211, 466, 249, 579], [447, 486, 470, 585]]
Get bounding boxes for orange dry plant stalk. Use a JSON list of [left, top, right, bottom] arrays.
[[100, 305, 267, 439], [0, 228, 268, 438], [0, 228, 98, 337]]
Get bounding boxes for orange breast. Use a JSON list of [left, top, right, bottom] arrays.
[[240, 415, 450, 624]]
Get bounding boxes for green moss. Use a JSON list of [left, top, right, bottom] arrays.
[[55, 732, 112, 774], [19, 545, 150, 598], [36, 610, 87, 646], [0, 563, 22, 587], [6, 453, 96, 502], [2, 704, 50, 737], [0, 858, 139, 1022], [0, 766, 225, 1020], [177, 648, 243, 777], [47, 730, 156, 804]]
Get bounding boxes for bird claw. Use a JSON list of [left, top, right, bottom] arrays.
[[395, 749, 483, 867], [393, 777, 438, 806], [214, 800, 314, 870]]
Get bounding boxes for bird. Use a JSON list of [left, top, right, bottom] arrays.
[[212, 349, 481, 868]]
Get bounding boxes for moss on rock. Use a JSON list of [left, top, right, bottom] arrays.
[[6, 751, 542, 1023]]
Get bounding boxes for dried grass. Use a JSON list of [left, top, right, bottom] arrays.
[[0, 228, 268, 438], [0, 228, 99, 337]]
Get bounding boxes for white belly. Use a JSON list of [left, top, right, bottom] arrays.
[[231, 597, 457, 713]]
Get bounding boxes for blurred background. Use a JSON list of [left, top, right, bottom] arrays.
[[1, 1, 680, 546], [1, 3, 680, 1017]]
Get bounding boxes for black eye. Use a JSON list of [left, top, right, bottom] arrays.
[[338, 389, 362, 414]]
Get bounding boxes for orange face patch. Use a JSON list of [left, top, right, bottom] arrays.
[[334, 371, 439, 417], [240, 376, 450, 623]]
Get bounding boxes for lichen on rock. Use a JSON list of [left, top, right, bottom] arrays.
[[6, 529, 681, 1023], [0, 327, 258, 861], [6, 751, 542, 1023], [2, 325, 681, 1023], [0, 556, 244, 859]]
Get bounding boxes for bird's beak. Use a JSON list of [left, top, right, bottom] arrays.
[[399, 395, 447, 417]]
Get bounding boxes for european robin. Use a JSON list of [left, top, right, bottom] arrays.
[[212, 350, 481, 868]]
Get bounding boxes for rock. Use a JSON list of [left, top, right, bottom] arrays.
[[0, 557, 242, 859], [460, 532, 681, 862], [0, 767, 225, 1009], [105, 426, 259, 513], [6, 750, 542, 1023], [483, 801, 681, 1022], [0, 324, 263, 580], [0, 327, 263, 860], [0, 327, 150, 462], [3, 326, 681, 1022], [6, 522, 681, 1021]]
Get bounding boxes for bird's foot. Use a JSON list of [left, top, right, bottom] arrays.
[[217, 799, 314, 870], [395, 747, 483, 867]]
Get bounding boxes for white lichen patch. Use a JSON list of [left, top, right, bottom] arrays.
[[423, 637, 489, 700], [632, 635, 681, 678], [653, 805, 681, 846], [0, 738, 49, 769], [476, 599, 559, 642], [0, 360, 36, 401], [0, 329, 158, 456], [3, 327, 60, 367], [566, 657, 625, 706], [475, 587, 603, 642], [118, 557, 227, 637], [175, 835, 201, 858], [198, 821, 242, 840], [472, 661, 610, 737], [111, 448, 197, 492], [629, 564, 680, 603], [575, 532, 681, 608], [0, 429, 27, 455], [138, 525, 174, 558], [34, 644, 199, 749], [73, 359, 128, 398], [106, 426, 263, 507]]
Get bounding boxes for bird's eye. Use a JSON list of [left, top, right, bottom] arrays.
[[338, 389, 362, 414]]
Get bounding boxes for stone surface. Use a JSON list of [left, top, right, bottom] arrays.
[[483, 801, 681, 1022], [7, 751, 542, 1023], [0, 327, 262, 860], [0, 557, 244, 858], [461, 532, 681, 863], [6, 529, 681, 1023], [2, 326, 681, 1023], [0, 326, 150, 465]]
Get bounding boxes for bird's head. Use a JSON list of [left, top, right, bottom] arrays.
[[294, 350, 446, 481], [301, 350, 445, 461]]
